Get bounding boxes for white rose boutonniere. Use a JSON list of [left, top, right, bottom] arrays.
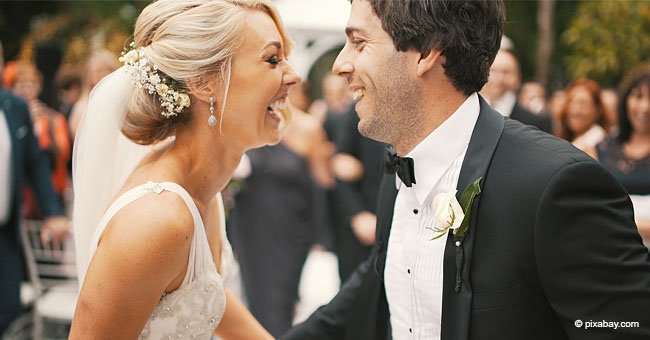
[[429, 192, 465, 240], [428, 177, 482, 241]]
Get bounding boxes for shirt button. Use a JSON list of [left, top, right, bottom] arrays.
[[413, 209, 419, 214], [409, 328, 413, 333], [407, 268, 411, 274]]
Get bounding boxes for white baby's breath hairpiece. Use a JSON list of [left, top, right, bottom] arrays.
[[119, 42, 191, 118]]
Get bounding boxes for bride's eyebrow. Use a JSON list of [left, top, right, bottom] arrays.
[[261, 41, 281, 51]]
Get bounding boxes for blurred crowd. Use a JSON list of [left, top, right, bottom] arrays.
[[1, 32, 649, 338]]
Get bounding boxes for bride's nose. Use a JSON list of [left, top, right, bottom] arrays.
[[283, 64, 301, 87]]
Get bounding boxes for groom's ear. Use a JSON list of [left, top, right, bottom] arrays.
[[416, 49, 443, 77]]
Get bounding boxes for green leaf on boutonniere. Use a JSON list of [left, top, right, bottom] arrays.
[[453, 177, 482, 238]]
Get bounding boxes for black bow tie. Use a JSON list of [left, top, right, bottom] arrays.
[[385, 146, 416, 187]]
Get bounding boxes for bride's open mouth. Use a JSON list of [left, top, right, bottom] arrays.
[[267, 97, 289, 126]]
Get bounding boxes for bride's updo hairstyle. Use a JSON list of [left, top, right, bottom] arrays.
[[122, 0, 292, 145]]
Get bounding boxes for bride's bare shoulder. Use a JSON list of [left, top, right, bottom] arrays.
[[77, 190, 196, 336], [98, 190, 195, 272]]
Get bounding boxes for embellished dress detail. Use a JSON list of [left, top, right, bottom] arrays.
[[87, 182, 227, 339]]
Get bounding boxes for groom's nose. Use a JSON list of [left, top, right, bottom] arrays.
[[332, 44, 354, 80]]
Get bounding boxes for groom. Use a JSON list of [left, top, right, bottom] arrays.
[[283, 0, 650, 339]]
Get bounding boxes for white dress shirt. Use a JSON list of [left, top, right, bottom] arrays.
[[0, 110, 13, 225], [384, 93, 480, 340]]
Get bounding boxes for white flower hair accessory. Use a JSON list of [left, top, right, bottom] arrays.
[[119, 42, 191, 118]]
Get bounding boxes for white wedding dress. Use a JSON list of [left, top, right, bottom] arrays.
[[86, 181, 228, 339]]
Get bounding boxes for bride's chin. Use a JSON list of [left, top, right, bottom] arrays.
[[265, 128, 283, 145], [263, 115, 286, 140]]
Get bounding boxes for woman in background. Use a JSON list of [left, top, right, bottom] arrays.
[[590, 63, 650, 243], [556, 79, 611, 151]]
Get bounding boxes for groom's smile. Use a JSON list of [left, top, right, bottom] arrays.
[[333, 0, 422, 149]]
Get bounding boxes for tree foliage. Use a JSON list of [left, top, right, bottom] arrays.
[[503, 0, 578, 91], [1, 1, 146, 64], [563, 0, 650, 87]]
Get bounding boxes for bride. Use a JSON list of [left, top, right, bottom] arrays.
[[69, 0, 299, 338]]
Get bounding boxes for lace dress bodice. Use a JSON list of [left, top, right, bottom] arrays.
[[87, 181, 227, 339]]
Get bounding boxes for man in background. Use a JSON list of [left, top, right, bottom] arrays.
[[0, 39, 69, 334], [481, 48, 553, 133]]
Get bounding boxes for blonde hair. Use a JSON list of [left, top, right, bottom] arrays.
[[122, 0, 293, 145]]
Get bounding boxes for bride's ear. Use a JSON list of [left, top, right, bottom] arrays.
[[186, 79, 222, 105]]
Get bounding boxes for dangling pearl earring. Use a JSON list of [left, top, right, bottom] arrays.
[[208, 96, 217, 127]]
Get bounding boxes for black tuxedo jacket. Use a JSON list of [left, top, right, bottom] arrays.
[[283, 97, 650, 340], [510, 102, 553, 134]]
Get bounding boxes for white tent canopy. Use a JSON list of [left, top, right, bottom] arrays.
[[273, 0, 351, 77], [274, 0, 351, 31]]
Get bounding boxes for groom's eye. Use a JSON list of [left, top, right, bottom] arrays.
[[351, 38, 366, 50]]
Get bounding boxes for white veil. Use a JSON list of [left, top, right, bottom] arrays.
[[72, 67, 149, 283]]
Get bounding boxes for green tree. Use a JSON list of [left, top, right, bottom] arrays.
[[563, 0, 650, 87], [503, 0, 578, 90], [0, 1, 146, 62]]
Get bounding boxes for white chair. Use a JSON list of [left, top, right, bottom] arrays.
[[19, 219, 78, 340]]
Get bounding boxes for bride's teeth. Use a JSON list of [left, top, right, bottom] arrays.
[[270, 98, 288, 111]]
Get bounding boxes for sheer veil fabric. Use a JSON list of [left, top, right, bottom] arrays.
[[72, 67, 151, 284]]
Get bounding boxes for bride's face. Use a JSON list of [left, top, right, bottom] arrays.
[[222, 10, 300, 149]]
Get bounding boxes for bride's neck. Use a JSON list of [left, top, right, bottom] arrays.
[[164, 130, 243, 206]]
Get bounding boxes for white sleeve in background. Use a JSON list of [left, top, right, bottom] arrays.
[[232, 154, 252, 179], [630, 195, 650, 221]]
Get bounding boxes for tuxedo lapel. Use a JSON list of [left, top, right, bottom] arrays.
[[441, 97, 504, 340], [374, 169, 398, 280]]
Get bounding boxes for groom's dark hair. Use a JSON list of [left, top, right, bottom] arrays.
[[351, 0, 505, 95]]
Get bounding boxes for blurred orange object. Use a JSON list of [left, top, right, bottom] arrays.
[[2, 60, 18, 88]]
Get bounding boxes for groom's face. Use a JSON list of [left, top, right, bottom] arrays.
[[333, 0, 421, 146]]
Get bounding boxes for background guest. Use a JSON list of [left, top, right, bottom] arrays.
[[548, 89, 566, 135], [0, 40, 69, 334], [518, 81, 547, 115], [556, 79, 611, 151], [589, 63, 650, 243], [228, 103, 333, 337], [315, 73, 353, 138], [4, 61, 71, 217], [601, 88, 620, 134], [54, 65, 82, 120], [329, 106, 385, 282], [481, 48, 553, 133], [67, 49, 118, 138]]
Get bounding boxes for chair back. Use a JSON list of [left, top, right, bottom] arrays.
[[20, 219, 77, 294]]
